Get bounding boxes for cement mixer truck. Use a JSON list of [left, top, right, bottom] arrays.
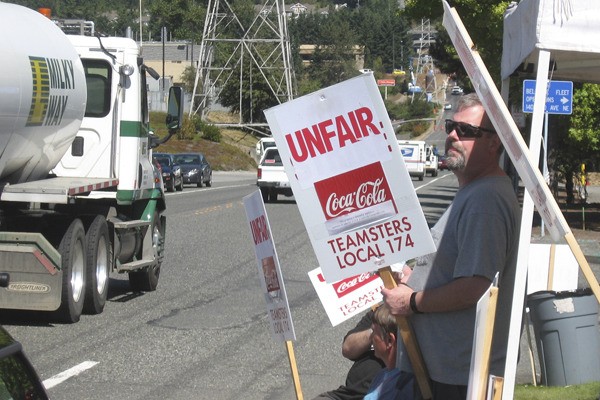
[[0, 3, 183, 322]]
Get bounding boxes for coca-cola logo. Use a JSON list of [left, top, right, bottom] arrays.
[[325, 178, 386, 218], [314, 162, 394, 221], [318, 271, 378, 298]]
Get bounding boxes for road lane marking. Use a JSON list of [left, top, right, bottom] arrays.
[[43, 361, 98, 389], [414, 172, 453, 192], [194, 202, 234, 215], [165, 182, 255, 196]]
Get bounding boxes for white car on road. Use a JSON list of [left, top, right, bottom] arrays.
[[451, 86, 464, 95]]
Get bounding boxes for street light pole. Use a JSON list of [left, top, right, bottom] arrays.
[[139, 0, 142, 46], [393, 33, 395, 70], [401, 40, 404, 70]]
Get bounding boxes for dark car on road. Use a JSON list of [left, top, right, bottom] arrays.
[[174, 153, 212, 187], [153, 153, 183, 192], [0, 326, 48, 399], [438, 155, 448, 170]]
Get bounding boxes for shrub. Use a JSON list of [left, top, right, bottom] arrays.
[[178, 116, 196, 140], [176, 114, 221, 142], [396, 121, 429, 138], [201, 123, 222, 142]]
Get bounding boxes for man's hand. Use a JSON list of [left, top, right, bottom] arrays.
[[381, 284, 414, 316], [387, 264, 412, 285]]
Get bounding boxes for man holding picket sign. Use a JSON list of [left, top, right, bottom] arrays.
[[382, 94, 521, 400], [264, 71, 437, 398]]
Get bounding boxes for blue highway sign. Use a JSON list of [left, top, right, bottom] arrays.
[[522, 80, 573, 115]]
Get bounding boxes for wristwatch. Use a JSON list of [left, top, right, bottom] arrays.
[[410, 291, 423, 314]]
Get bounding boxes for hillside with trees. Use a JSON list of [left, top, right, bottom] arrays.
[[11, 0, 600, 186]]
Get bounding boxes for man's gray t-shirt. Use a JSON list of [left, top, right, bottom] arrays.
[[400, 175, 520, 385]]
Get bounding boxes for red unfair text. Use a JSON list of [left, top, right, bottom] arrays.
[[250, 215, 270, 245], [327, 216, 415, 269], [284, 107, 381, 163]]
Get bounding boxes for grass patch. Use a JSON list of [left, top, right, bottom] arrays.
[[515, 382, 600, 400]]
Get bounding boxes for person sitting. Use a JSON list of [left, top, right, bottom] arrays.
[[364, 304, 413, 400], [312, 307, 385, 400]]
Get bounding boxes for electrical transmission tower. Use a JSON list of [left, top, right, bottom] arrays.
[[415, 19, 434, 75], [190, 0, 296, 135]]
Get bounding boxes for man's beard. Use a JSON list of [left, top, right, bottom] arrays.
[[445, 147, 466, 171]]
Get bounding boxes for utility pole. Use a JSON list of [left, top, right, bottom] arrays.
[[139, 0, 142, 46]]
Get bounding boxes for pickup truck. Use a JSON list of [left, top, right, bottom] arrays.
[[255, 137, 276, 161], [257, 148, 293, 202]]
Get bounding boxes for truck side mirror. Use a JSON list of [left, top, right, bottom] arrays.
[[150, 87, 184, 150], [166, 86, 184, 132]]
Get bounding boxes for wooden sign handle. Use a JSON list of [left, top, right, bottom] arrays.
[[565, 232, 600, 303], [379, 266, 432, 399], [286, 340, 303, 400], [476, 287, 498, 400]]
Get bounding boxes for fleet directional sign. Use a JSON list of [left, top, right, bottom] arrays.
[[522, 80, 573, 115]]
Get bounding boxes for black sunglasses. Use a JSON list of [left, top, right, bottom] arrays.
[[444, 119, 496, 138]]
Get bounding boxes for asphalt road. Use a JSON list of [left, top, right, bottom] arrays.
[[0, 171, 458, 399]]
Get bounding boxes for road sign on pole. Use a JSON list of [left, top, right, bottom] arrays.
[[522, 80, 573, 115], [377, 79, 396, 87]]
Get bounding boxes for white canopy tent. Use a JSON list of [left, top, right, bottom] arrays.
[[502, 0, 600, 84], [500, 1, 600, 399]]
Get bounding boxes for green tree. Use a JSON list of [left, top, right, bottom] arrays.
[[101, 1, 140, 36], [147, 0, 205, 42], [356, 0, 410, 72], [313, 15, 359, 83], [12, 0, 144, 37], [550, 84, 600, 202], [292, 10, 361, 91], [570, 84, 600, 158], [180, 66, 197, 94], [403, 0, 511, 85]]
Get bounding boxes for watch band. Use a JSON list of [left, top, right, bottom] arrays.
[[410, 291, 423, 314]]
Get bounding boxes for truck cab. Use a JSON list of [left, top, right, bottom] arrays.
[[398, 140, 426, 181], [256, 137, 277, 161], [0, 3, 183, 323]]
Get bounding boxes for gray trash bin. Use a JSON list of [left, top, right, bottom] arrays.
[[527, 288, 600, 386]]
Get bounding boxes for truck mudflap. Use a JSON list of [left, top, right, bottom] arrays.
[[0, 232, 62, 311]]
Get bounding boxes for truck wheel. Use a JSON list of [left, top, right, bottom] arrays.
[[83, 216, 111, 315], [269, 191, 278, 202], [260, 188, 269, 203], [419, 175, 424, 181], [56, 219, 86, 323], [129, 212, 163, 292]]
